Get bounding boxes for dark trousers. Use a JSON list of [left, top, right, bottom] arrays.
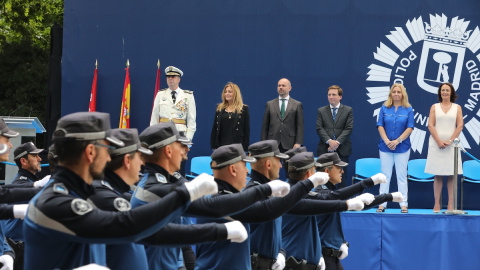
[[278, 143, 289, 180], [324, 255, 344, 270], [181, 246, 195, 270], [7, 238, 24, 270]]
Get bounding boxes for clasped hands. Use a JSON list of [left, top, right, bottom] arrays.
[[328, 140, 340, 152], [384, 139, 399, 151], [436, 140, 452, 150]]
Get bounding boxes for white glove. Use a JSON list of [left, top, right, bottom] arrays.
[[271, 253, 285, 270], [339, 243, 349, 260], [224, 221, 248, 243], [33, 175, 51, 188], [355, 193, 375, 205], [13, 204, 29, 219], [267, 180, 290, 197], [0, 255, 13, 270], [307, 172, 330, 188], [346, 198, 364, 211], [318, 256, 325, 270], [184, 173, 218, 202], [371, 173, 387, 185], [391, 192, 404, 203]]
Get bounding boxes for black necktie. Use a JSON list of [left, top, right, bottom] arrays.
[[172, 91, 177, 104]]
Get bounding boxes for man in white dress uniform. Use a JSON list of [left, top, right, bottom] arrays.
[[150, 66, 196, 141]]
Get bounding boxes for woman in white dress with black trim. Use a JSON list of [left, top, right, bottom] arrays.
[[425, 82, 463, 213]]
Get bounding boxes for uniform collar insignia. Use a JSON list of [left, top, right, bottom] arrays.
[[155, 173, 167, 183], [53, 183, 69, 195]]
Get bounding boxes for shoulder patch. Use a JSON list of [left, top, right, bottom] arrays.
[[155, 173, 167, 183], [20, 176, 28, 180], [183, 90, 194, 94], [320, 185, 329, 190], [101, 180, 114, 190], [71, 198, 94, 215], [172, 172, 182, 180], [113, 198, 131, 212], [53, 183, 69, 195]]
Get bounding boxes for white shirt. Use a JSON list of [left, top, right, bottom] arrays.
[[330, 103, 340, 117], [279, 96, 290, 109]]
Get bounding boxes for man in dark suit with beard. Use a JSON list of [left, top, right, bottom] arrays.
[[261, 78, 304, 153], [316, 85, 353, 188]]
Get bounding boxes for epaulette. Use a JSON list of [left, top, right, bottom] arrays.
[[101, 180, 114, 191], [183, 90, 194, 94], [20, 176, 27, 180], [53, 183, 69, 195], [252, 181, 262, 186], [319, 185, 329, 190], [308, 191, 318, 196], [219, 190, 233, 195], [159, 88, 168, 92]]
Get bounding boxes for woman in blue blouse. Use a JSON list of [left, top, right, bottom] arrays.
[[376, 84, 414, 213]]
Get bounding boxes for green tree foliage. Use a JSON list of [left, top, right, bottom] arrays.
[[0, 0, 63, 49], [0, 0, 63, 124]]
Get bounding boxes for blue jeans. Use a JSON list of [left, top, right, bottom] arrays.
[[379, 150, 410, 207]]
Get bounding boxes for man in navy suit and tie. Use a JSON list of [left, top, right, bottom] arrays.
[[316, 85, 353, 188], [261, 78, 304, 153]]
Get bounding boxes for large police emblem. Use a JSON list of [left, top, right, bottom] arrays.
[[71, 198, 94, 215], [367, 13, 480, 153]]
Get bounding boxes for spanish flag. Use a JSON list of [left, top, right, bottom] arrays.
[[119, 60, 130, 128], [88, 60, 98, 112]]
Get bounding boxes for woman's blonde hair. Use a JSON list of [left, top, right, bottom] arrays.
[[216, 82, 244, 113], [383, 83, 411, 108]]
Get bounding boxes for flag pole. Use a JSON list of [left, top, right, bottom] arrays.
[[151, 59, 161, 115]]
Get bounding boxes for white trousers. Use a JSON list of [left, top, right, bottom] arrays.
[[379, 150, 410, 207]]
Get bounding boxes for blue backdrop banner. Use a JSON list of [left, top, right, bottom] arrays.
[[63, 1, 480, 199]]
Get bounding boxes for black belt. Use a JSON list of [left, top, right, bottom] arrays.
[[285, 256, 320, 270], [251, 253, 275, 269], [322, 247, 343, 258]]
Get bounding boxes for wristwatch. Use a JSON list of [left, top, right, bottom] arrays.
[[397, 137, 402, 143]]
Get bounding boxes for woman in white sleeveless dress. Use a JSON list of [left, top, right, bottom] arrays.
[[425, 83, 463, 213]]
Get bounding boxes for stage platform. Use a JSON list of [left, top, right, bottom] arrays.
[[341, 209, 480, 270]]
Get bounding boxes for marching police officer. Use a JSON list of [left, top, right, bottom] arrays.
[[23, 112, 218, 270], [281, 152, 368, 270], [314, 152, 402, 270], [89, 128, 246, 270], [246, 141, 329, 270], [131, 124, 290, 269], [6, 142, 47, 270], [195, 144, 293, 270], [150, 66, 196, 141]]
